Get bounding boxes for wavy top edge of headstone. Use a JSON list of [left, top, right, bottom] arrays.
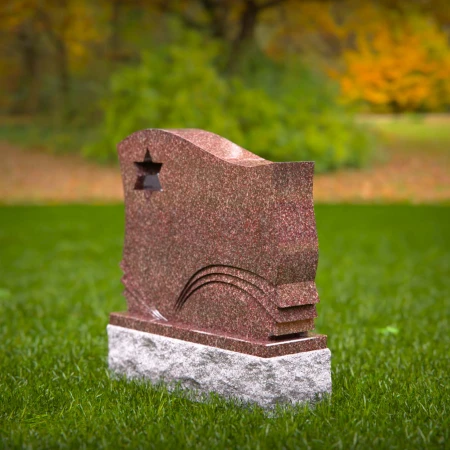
[[118, 128, 314, 169]]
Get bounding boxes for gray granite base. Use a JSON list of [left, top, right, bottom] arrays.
[[107, 324, 332, 409]]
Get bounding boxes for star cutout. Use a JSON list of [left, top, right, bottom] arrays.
[[134, 149, 163, 191]]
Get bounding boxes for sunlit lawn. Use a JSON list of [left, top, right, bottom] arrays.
[[1, 205, 449, 449], [360, 115, 450, 151]]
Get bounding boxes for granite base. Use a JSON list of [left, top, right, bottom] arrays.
[[107, 324, 332, 409]]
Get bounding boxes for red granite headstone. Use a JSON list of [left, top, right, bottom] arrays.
[[110, 129, 327, 358]]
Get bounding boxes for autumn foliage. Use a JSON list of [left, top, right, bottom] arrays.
[[1, 1, 449, 116], [337, 6, 450, 112], [1, 0, 449, 176], [265, 1, 450, 112]]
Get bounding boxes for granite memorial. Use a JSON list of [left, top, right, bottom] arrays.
[[108, 128, 331, 408]]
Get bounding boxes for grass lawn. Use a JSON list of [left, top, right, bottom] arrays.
[[360, 115, 450, 152], [0, 120, 99, 156], [0, 205, 449, 449]]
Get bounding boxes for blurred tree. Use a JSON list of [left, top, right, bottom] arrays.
[[109, 0, 122, 62], [264, 1, 450, 112], [35, 0, 102, 116], [102, 0, 153, 63], [264, 0, 450, 59], [335, 5, 450, 112], [156, 0, 287, 73], [15, 24, 40, 114], [2, 0, 449, 127], [0, 1, 41, 113], [85, 31, 373, 171], [376, 0, 450, 29], [0, 0, 103, 116], [264, 1, 343, 59]]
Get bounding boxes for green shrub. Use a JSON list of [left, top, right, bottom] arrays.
[[85, 32, 374, 171]]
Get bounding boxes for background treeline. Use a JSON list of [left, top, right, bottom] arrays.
[[1, 0, 449, 168]]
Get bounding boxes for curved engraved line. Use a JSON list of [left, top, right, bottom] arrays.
[[177, 280, 260, 312], [176, 264, 272, 308], [176, 265, 271, 310], [176, 272, 265, 311]]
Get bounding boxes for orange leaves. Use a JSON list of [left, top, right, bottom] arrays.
[[337, 6, 450, 112], [262, 1, 450, 112]]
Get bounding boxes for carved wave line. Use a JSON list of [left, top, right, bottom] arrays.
[[175, 273, 265, 311], [176, 280, 262, 312], [175, 265, 273, 311], [177, 264, 272, 299]]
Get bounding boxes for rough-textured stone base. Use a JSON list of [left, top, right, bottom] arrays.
[[107, 325, 332, 409]]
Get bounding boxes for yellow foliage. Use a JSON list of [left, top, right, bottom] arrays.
[[263, 1, 450, 112], [0, 0, 102, 72], [335, 6, 450, 112]]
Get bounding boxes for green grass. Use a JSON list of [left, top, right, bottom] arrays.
[[361, 115, 450, 151], [0, 120, 99, 156], [0, 205, 449, 449]]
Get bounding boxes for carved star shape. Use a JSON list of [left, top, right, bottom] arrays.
[[134, 149, 163, 191]]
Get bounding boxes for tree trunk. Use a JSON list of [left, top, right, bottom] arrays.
[[225, 0, 259, 74], [109, 0, 121, 61], [15, 25, 40, 114], [55, 39, 70, 117], [200, 0, 229, 40], [36, 8, 71, 118]]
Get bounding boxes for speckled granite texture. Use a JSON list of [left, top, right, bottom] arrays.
[[108, 325, 332, 408], [111, 128, 328, 357]]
